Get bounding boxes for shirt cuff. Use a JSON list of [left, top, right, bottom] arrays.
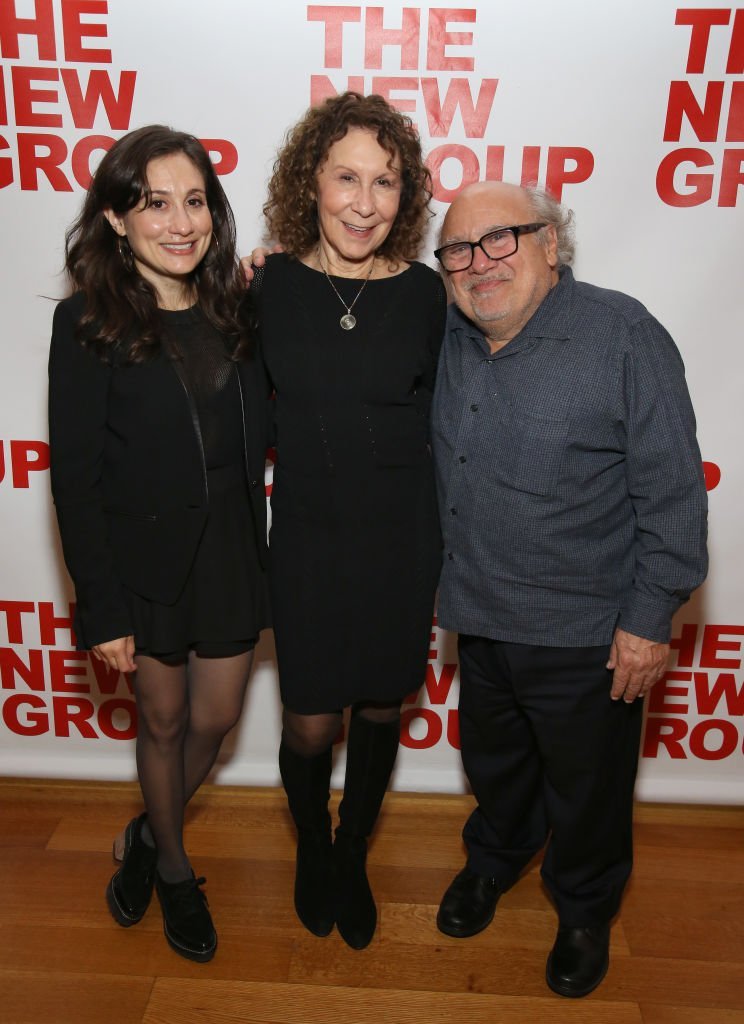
[[617, 591, 685, 644]]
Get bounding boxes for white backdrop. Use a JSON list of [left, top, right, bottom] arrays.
[[0, 0, 741, 803]]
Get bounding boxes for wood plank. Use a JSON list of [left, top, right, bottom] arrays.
[[623, 877, 744, 919], [142, 978, 644, 1024], [381, 903, 556, 950], [633, 822, 744, 852], [640, 1007, 744, 1024], [632, 805, 744, 829], [286, 934, 568, 998], [621, 882, 744, 962], [632, 843, 744, 884], [0, 969, 152, 1024], [2, 923, 297, 983], [604, 956, 744, 1010]]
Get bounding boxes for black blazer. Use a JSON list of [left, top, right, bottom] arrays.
[[48, 292, 269, 648]]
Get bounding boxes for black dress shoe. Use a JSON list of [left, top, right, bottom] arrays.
[[155, 873, 217, 963], [334, 833, 376, 950], [546, 924, 610, 998], [294, 828, 335, 937], [105, 813, 157, 926], [436, 866, 500, 938]]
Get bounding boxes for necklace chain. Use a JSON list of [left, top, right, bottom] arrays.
[[319, 253, 375, 331]]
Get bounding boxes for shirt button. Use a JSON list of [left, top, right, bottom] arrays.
[[459, 455, 467, 463], [447, 552, 454, 560], [470, 404, 479, 412], [450, 507, 457, 515]]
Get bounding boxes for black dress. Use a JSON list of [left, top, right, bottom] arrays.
[[259, 254, 446, 712], [124, 308, 269, 660]]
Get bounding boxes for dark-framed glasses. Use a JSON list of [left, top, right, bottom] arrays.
[[434, 222, 547, 272]]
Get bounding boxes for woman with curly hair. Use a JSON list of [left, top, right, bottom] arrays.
[[48, 125, 269, 963], [254, 92, 446, 949]]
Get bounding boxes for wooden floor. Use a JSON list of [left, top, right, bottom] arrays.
[[1, 779, 743, 1024]]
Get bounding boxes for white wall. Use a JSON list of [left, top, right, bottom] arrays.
[[0, 0, 741, 803]]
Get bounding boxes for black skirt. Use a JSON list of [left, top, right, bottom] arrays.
[[125, 463, 269, 661]]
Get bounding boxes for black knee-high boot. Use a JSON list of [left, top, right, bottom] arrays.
[[279, 738, 334, 937], [334, 714, 400, 949]]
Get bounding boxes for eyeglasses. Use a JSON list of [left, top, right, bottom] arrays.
[[434, 222, 547, 272]]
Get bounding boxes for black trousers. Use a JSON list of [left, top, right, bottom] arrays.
[[457, 634, 644, 927]]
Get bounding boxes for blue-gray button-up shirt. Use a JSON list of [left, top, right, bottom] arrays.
[[431, 267, 708, 647]]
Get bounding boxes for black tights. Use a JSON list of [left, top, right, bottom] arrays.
[[281, 699, 402, 758], [133, 650, 253, 882]]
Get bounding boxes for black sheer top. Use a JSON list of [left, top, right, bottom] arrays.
[[161, 307, 243, 469]]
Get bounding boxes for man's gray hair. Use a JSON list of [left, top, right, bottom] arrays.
[[525, 185, 576, 267]]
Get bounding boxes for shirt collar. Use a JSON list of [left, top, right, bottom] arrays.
[[448, 265, 575, 354]]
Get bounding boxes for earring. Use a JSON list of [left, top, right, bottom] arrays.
[[117, 237, 134, 271]]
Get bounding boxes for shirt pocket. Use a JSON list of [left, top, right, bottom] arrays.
[[497, 407, 569, 497]]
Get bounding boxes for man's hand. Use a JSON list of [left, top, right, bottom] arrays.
[[92, 635, 136, 674], [240, 244, 283, 287], [607, 628, 669, 702]]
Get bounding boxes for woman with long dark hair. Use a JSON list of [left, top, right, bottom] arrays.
[[49, 125, 269, 962]]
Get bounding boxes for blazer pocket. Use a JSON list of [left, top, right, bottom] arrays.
[[105, 507, 158, 522]]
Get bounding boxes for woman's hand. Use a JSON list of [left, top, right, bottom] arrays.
[[240, 244, 284, 287], [92, 635, 136, 674]]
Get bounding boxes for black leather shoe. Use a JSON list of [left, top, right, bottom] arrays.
[[294, 829, 334, 937], [155, 873, 217, 963], [436, 866, 500, 937], [334, 833, 376, 949], [546, 924, 610, 998], [105, 813, 157, 927]]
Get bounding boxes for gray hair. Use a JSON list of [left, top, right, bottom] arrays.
[[525, 184, 576, 266]]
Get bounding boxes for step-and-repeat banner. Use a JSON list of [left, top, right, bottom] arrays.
[[0, 0, 741, 803]]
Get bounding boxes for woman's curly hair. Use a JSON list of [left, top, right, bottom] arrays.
[[65, 124, 251, 363], [263, 92, 433, 262]]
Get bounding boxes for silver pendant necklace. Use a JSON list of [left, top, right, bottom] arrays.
[[320, 253, 374, 330]]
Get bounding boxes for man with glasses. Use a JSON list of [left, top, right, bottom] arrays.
[[431, 182, 707, 997]]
